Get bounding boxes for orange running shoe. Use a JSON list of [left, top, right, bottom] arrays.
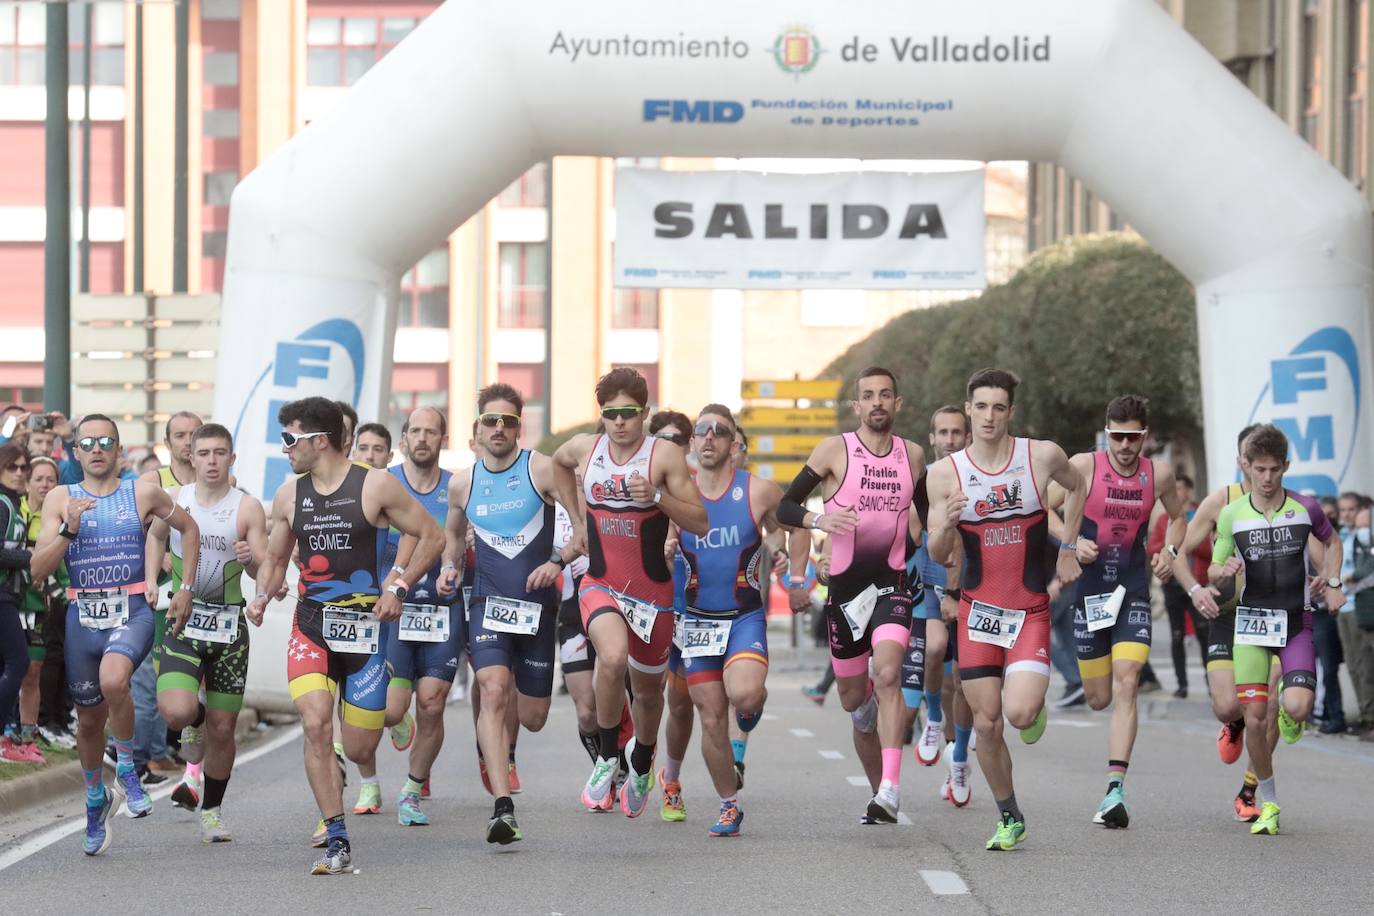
[[1233, 783, 1260, 822], [1216, 719, 1244, 765]]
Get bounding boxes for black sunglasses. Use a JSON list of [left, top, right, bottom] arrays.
[[1106, 429, 1146, 444], [5, 462, 30, 474], [478, 412, 521, 428], [77, 436, 118, 452], [655, 431, 686, 446], [600, 406, 645, 422], [693, 420, 734, 439]]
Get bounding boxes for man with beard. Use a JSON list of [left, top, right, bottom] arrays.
[[778, 367, 926, 824]]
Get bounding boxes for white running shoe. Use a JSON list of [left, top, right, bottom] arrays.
[[945, 757, 972, 808], [915, 719, 944, 766], [865, 779, 900, 824]]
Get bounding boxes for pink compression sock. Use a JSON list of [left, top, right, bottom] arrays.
[[881, 747, 902, 786]]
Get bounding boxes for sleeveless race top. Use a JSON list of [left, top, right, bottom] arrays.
[[170, 484, 246, 604], [582, 434, 672, 604], [383, 465, 452, 603], [824, 431, 915, 583], [65, 478, 146, 593], [951, 437, 1050, 610], [1078, 451, 1155, 597], [1213, 489, 1334, 613], [294, 463, 384, 609], [680, 468, 763, 616], [466, 449, 555, 601]]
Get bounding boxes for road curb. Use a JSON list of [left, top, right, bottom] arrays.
[[0, 707, 263, 819]]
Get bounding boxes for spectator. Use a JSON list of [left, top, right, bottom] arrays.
[[1311, 521, 1347, 734], [136, 451, 162, 476], [0, 410, 80, 483], [23, 457, 73, 747], [1150, 473, 1211, 698], [0, 443, 38, 763], [1341, 494, 1374, 737]]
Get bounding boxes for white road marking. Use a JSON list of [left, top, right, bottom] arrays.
[[760, 713, 779, 721], [1048, 719, 1098, 729], [818, 750, 844, 760], [0, 724, 304, 874], [920, 870, 969, 895], [847, 776, 869, 786], [789, 728, 814, 738]]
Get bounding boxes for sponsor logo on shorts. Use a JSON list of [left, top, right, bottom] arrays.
[[1036, 648, 1048, 658], [1127, 610, 1149, 625], [475, 633, 498, 643]]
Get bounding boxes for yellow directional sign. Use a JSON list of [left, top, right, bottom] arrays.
[[751, 433, 828, 458], [741, 379, 843, 401], [739, 407, 836, 429], [748, 461, 808, 483]]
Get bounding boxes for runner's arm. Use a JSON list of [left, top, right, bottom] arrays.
[[1151, 465, 1189, 581], [145, 512, 169, 599], [552, 434, 592, 548], [1208, 506, 1241, 584], [29, 488, 71, 582], [376, 473, 444, 593], [925, 459, 963, 567], [147, 483, 200, 634], [238, 496, 268, 579], [654, 443, 709, 536], [531, 451, 582, 566], [777, 437, 856, 535]]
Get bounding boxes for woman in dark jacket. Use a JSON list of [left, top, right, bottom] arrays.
[[0, 442, 37, 763]]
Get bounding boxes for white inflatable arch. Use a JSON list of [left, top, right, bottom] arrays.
[[218, 0, 1372, 500]]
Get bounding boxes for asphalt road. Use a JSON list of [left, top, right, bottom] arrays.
[[3, 639, 1372, 915]]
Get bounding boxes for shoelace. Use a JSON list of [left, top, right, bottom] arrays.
[[718, 804, 740, 825]]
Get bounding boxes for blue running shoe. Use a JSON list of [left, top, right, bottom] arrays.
[[709, 800, 744, 837], [83, 788, 115, 856], [114, 767, 152, 819]]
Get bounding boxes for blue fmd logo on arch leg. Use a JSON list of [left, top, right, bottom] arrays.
[[1246, 326, 1361, 496]]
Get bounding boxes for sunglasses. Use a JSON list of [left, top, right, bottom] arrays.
[[600, 406, 645, 422], [693, 421, 734, 439], [77, 436, 118, 452], [1105, 428, 1147, 444], [655, 431, 686, 446], [478, 412, 521, 429], [4, 462, 30, 474], [280, 430, 327, 448]]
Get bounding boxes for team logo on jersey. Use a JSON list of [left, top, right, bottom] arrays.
[[973, 480, 1023, 517], [506, 475, 520, 491], [590, 474, 633, 502], [592, 454, 606, 468], [732, 486, 744, 502], [968, 474, 980, 485], [853, 445, 865, 457], [1139, 472, 1148, 485], [116, 507, 136, 523], [1246, 545, 1265, 561], [482, 487, 493, 497], [301, 497, 313, 509]]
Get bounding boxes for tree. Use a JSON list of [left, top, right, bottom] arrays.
[[825, 233, 1201, 456]]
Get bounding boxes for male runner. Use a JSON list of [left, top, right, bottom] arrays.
[[439, 385, 565, 843], [149, 424, 267, 842], [677, 405, 808, 836], [553, 368, 708, 817], [778, 367, 926, 823], [1208, 424, 1343, 836], [1047, 395, 1186, 828], [371, 407, 461, 828], [246, 397, 443, 875], [31, 415, 201, 856], [925, 368, 1086, 851], [1168, 424, 1285, 821], [905, 405, 975, 806], [139, 411, 201, 491], [354, 423, 394, 470]]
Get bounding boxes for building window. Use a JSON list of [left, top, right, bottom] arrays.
[[203, 109, 240, 139], [307, 13, 417, 87], [399, 248, 450, 328], [1301, 0, 1323, 146], [1347, 0, 1368, 183], [1, 1, 123, 86], [612, 288, 659, 329], [203, 52, 239, 87], [204, 171, 238, 207], [387, 387, 447, 437], [202, 231, 228, 259], [497, 243, 548, 328], [497, 162, 549, 208]]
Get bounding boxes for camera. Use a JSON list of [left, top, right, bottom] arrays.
[[27, 414, 52, 432]]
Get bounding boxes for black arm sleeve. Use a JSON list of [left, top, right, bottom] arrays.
[[777, 466, 824, 528], [0, 546, 31, 569]]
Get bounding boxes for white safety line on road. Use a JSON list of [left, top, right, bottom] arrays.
[[846, 776, 869, 786], [789, 728, 814, 738], [920, 870, 969, 895], [818, 750, 844, 760], [1048, 719, 1098, 728], [0, 724, 303, 874], [760, 713, 779, 721]]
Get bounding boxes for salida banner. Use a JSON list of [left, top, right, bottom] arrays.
[[614, 167, 985, 289]]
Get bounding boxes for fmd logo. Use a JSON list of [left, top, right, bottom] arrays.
[[232, 318, 365, 497], [642, 99, 744, 123], [1247, 326, 1361, 496]]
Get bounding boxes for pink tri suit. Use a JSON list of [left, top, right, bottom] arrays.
[[823, 432, 918, 678]]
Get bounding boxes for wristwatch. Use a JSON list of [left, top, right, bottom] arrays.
[[553, 554, 568, 569], [1166, 544, 1180, 559], [58, 521, 76, 539], [387, 582, 409, 601], [1327, 576, 1342, 590]]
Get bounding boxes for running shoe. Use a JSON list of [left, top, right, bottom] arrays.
[[508, 761, 522, 794], [332, 742, 348, 787], [801, 685, 826, 706], [171, 769, 202, 811], [390, 712, 415, 752], [1019, 706, 1047, 745], [479, 757, 493, 796], [37, 725, 76, 750], [1250, 802, 1280, 836], [353, 782, 381, 815], [1278, 706, 1305, 745], [943, 755, 972, 808], [1234, 783, 1260, 822], [580, 757, 618, 812], [865, 780, 900, 824], [1217, 719, 1244, 765], [397, 791, 429, 827], [733, 760, 746, 791], [1093, 786, 1129, 829], [200, 807, 233, 843], [486, 811, 522, 845], [1051, 685, 1086, 709], [138, 764, 168, 786], [83, 788, 115, 856], [0, 735, 40, 764], [619, 743, 656, 818], [709, 800, 743, 837], [915, 719, 944, 766], [310, 837, 352, 875], [659, 770, 686, 822], [311, 819, 327, 847], [114, 767, 152, 818], [986, 813, 1026, 851]]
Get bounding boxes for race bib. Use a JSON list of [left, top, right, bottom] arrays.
[[618, 594, 661, 644], [400, 604, 450, 643], [483, 596, 541, 636], [840, 584, 879, 641], [183, 602, 240, 645], [1235, 606, 1287, 648], [680, 617, 732, 659], [967, 600, 1025, 649], [1084, 586, 1127, 633], [322, 605, 380, 655], [76, 590, 129, 631]]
